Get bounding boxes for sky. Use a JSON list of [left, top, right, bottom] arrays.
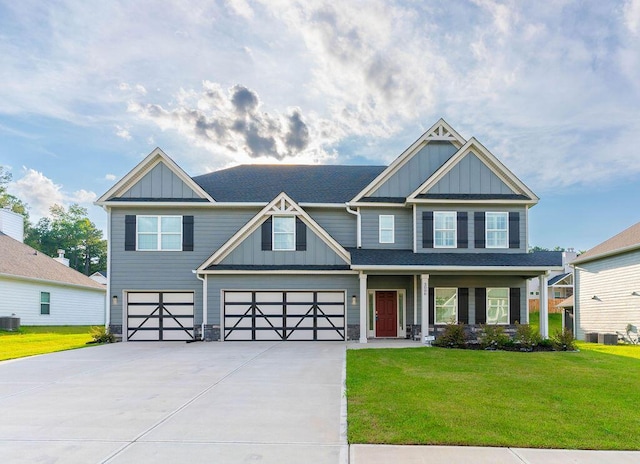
[[1, 0, 639, 252]]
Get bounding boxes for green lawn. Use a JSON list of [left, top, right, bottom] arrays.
[[0, 326, 96, 361], [529, 311, 563, 335], [347, 343, 640, 449]]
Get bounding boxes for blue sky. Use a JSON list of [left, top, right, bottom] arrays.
[[1, 0, 639, 252]]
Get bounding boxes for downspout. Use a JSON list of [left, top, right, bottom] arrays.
[[345, 204, 361, 248], [195, 272, 207, 341], [102, 206, 111, 331]]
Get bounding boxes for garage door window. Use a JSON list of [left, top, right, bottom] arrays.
[[137, 216, 182, 251]]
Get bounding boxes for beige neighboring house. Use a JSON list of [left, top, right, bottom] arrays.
[[0, 209, 106, 326], [572, 222, 640, 340]]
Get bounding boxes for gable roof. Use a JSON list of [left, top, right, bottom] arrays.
[[407, 138, 538, 203], [572, 222, 640, 265], [0, 233, 106, 291], [95, 148, 214, 205], [351, 119, 466, 202], [193, 165, 385, 204], [198, 192, 351, 271]]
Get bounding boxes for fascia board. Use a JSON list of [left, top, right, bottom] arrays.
[[572, 243, 640, 265], [347, 202, 407, 208], [198, 270, 358, 275], [350, 265, 564, 272], [406, 199, 538, 206], [0, 273, 107, 292]]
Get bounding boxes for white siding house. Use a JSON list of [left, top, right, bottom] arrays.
[[0, 209, 106, 326], [573, 222, 640, 340]]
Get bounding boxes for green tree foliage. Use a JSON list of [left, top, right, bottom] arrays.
[[529, 245, 566, 253], [0, 166, 30, 225], [25, 204, 106, 275]]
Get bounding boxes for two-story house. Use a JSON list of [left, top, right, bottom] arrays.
[[96, 119, 562, 342]]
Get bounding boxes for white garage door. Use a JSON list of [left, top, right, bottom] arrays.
[[126, 292, 194, 341], [223, 290, 345, 341]]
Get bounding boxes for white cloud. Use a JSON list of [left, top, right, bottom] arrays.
[[105, 173, 117, 181], [624, 0, 640, 34], [115, 125, 132, 140]]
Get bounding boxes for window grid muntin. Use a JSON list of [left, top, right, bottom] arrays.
[[435, 288, 457, 324], [434, 211, 457, 248], [137, 215, 182, 251], [272, 216, 295, 251], [486, 212, 508, 248], [487, 287, 509, 324], [40, 291, 50, 315], [379, 215, 395, 243]]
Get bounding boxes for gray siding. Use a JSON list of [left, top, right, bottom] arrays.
[[207, 274, 360, 326], [121, 162, 199, 199], [220, 222, 348, 265], [306, 208, 356, 247], [416, 204, 527, 253], [428, 152, 515, 194], [361, 207, 413, 249], [370, 141, 458, 198], [110, 207, 258, 325], [575, 250, 640, 340]]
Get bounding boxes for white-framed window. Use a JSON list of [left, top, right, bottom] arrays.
[[486, 212, 508, 248], [137, 216, 182, 251], [434, 211, 456, 248], [487, 288, 509, 324], [40, 291, 50, 315], [435, 288, 457, 324], [379, 215, 395, 243], [273, 216, 295, 251]]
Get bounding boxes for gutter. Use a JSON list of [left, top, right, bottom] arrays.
[[345, 204, 361, 248]]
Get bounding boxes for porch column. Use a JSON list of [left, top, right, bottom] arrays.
[[359, 273, 368, 343], [539, 273, 549, 339], [420, 274, 430, 343]]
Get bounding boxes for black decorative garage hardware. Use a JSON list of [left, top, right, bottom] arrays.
[[127, 292, 194, 341]]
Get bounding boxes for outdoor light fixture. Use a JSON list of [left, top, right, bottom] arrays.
[[632, 291, 640, 296], [112, 295, 118, 305], [591, 295, 600, 301], [351, 295, 357, 305]]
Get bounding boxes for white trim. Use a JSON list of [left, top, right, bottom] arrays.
[[198, 269, 357, 275], [420, 274, 429, 341], [352, 119, 465, 202], [347, 202, 407, 208], [198, 192, 352, 270], [434, 211, 457, 248], [412, 204, 417, 253], [485, 211, 508, 249], [413, 275, 418, 327], [434, 287, 458, 325], [299, 203, 346, 208], [272, 215, 296, 251], [486, 287, 510, 325], [96, 201, 264, 208], [407, 198, 537, 205], [0, 273, 107, 292], [368, 289, 407, 338], [350, 265, 563, 272], [406, 137, 539, 203], [572, 242, 640, 265], [379, 214, 395, 244], [136, 215, 182, 251], [105, 206, 111, 329], [95, 148, 214, 204], [345, 205, 361, 248], [359, 273, 368, 343]]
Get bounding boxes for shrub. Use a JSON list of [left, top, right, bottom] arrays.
[[89, 326, 116, 344], [552, 328, 576, 351], [514, 323, 542, 351], [433, 323, 468, 348], [478, 324, 510, 350]]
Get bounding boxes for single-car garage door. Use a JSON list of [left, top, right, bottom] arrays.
[[223, 290, 345, 341], [126, 292, 194, 341]]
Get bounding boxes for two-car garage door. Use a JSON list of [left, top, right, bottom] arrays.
[[223, 290, 345, 341], [126, 292, 194, 341]]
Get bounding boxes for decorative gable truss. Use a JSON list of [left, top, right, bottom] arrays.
[[198, 192, 351, 271], [95, 148, 214, 205], [407, 137, 538, 204]]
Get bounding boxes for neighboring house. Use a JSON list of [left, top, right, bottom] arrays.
[[96, 119, 562, 342], [90, 270, 108, 285], [0, 209, 106, 326], [527, 249, 577, 313], [572, 222, 640, 340]]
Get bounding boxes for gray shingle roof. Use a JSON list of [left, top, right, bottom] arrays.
[[548, 272, 571, 286], [348, 248, 563, 267], [416, 193, 531, 201], [0, 233, 106, 290], [572, 221, 640, 264], [192, 165, 386, 203]]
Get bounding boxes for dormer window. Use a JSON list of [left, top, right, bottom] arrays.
[[273, 216, 295, 251]]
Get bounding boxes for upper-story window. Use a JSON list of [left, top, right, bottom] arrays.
[[40, 291, 50, 315], [379, 215, 395, 244], [485, 212, 508, 248], [435, 288, 457, 324], [137, 215, 182, 251], [434, 212, 456, 248], [487, 288, 509, 324], [273, 216, 295, 251]]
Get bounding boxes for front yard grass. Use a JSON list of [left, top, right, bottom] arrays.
[[347, 344, 640, 449], [0, 326, 95, 361]]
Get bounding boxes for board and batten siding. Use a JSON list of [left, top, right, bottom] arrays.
[[109, 207, 258, 326], [369, 141, 458, 198], [416, 204, 527, 253], [219, 222, 348, 266], [360, 207, 413, 249], [306, 208, 356, 248], [575, 249, 640, 340], [0, 276, 105, 325], [121, 162, 201, 199], [207, 274, 359, 327]]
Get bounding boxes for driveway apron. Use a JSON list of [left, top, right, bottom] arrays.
[[0, 341, 347, 464]]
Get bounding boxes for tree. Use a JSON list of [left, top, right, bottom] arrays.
[[529, 245, 565, 253], [0, 166, 30, 225], [26, 204, 106, 275]]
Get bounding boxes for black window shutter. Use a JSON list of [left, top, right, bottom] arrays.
[[475, 288, 487, 324], [125, 215, 136, 251], [182, 216, 194, 251], [422, 211, 434, 248], [458, 288, 469, 324], [510, 288, 521, 324], [509, 212, 520, 249], [428, 287, 434, 325], [295, 217, 306, 251], [457, 212, 468, 248], [261, 217, 272, 250], [474, 212, 485, 249]]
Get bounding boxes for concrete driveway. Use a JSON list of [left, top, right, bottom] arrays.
[[0, 341, 347, 464]]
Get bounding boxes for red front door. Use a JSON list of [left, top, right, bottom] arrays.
[[375, 291, 397, 337]]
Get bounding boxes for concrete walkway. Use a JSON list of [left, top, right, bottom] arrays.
[[0, 341, 347, 464]]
